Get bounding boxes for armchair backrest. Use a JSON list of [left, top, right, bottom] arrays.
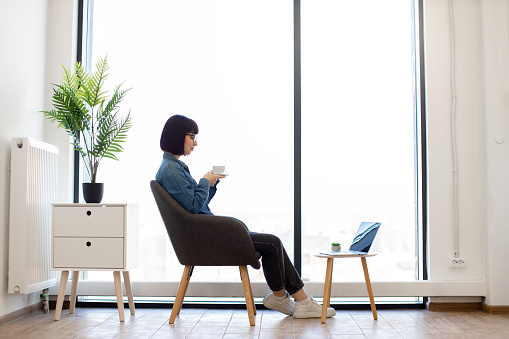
[[150, 180, 260, 269]]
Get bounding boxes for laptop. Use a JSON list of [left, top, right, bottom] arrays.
[[320, 221, 381, 256]]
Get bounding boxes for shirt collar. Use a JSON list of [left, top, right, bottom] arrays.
[[163, 152, 187, 168]]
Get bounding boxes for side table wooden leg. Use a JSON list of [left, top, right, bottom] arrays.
[[321, 258, 334, 324], [361, 257, 377, 320], [113, 271, 125, 322], [69, 271, 80, 314], [54, 271, 69, 321], [122, 271, 135, 315]]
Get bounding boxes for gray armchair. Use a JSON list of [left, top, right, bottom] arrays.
[[150, 180, 261, 325]]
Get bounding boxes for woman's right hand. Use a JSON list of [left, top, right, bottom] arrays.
[[203, 171, 225, 186]]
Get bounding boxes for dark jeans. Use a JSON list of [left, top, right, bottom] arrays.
[[249, 231, 304, 295]]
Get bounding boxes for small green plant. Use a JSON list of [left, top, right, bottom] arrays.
[[331, 242, 340, 246]]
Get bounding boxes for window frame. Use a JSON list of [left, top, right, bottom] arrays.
[[74, 0, 427, 306]]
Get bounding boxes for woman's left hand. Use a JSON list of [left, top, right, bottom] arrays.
[[203, 171, 226, 186]]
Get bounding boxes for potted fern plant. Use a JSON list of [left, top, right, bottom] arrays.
[[41, 56, 132, 203]]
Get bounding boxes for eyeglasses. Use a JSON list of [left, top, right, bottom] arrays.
[[186, 134, 197, 143]]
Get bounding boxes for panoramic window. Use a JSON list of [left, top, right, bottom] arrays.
[[84, 0, 420, 292], [86, 0, 294, 283], [301, 0, 419, 283]]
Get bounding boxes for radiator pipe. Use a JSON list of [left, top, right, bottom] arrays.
[[40, 289, 49, 314]]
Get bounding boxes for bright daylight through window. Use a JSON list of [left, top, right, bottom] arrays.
[[84, 0, 421, 297], [301, 0, 419, 284]]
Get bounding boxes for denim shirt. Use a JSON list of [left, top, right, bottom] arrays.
[[156, 152, 217, 214]]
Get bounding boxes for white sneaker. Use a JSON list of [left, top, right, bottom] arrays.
[[263, 292, 295, 316], [293, 297, 336, 318]]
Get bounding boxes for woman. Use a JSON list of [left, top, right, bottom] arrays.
[[156, 114, 335, 318]]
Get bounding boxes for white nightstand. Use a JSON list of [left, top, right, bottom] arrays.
[[52, 203, 139, 322]]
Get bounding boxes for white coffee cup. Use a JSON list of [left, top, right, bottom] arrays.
[[213, 166, 225, 175]]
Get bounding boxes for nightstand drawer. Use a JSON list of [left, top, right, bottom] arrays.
[[54, 206, 124, 237], [53, 237, 124, 269]]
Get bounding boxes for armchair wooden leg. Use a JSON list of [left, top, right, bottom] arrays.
[[170, 266, 192, 324], [239, 266, 256, 326], [247, 273, 256, 315], [178, 267, 193, 316], [239, 266, 256, 315]]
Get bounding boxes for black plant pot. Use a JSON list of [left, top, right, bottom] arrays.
[[82, 183, 104, 203]]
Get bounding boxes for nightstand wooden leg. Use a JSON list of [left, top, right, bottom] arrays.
[[122, 271, 135, 315], [321, 258, 334, 324], [69, 271, 80, 314], [113, 271, 125, 322], [54, 271, 69, 321], [361, 257, 377, 320]]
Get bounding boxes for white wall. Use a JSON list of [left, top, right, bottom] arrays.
[[424, 0, 509, 306], [43, 0, 79, 203], [1, 0, 508, 319], [0, 0, 77, 318], [478, 0, 509, 306], [425, 0, 484, 284]]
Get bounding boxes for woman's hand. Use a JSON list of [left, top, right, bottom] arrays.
[[203, 171, 226, 187]]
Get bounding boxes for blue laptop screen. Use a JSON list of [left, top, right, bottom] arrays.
[[349, 222, 381, 253]]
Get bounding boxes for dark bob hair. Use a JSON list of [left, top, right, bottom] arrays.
[[160, 115, 199, 155]]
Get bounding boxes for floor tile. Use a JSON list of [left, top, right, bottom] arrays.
[[1, 307, 509, 338]]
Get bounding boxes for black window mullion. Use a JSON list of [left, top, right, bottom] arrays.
[[74, 0, 85, 203], [418, 0, 428, 281], [293, 0, 302, 275]]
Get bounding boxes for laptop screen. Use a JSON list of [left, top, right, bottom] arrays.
[[349, 222, 381, 253]]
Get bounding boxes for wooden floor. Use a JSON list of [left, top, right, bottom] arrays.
[[1, 306, 509, 338]]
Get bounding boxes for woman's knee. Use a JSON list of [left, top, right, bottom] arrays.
[[262, 235, 285, 253], [251, 233, 285, 257], [251, 232, 282, 247], [265, 233, 282, 247]]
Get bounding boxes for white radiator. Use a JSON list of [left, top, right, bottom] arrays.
[[8, 137, 59, 294]]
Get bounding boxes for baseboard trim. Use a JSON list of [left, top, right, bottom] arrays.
[[49, 300, 70, 310], [429, 302, 509, 314], [482, 303, 509, 314], [428, 302, 482, 312], [0, 304, 42, 325]]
